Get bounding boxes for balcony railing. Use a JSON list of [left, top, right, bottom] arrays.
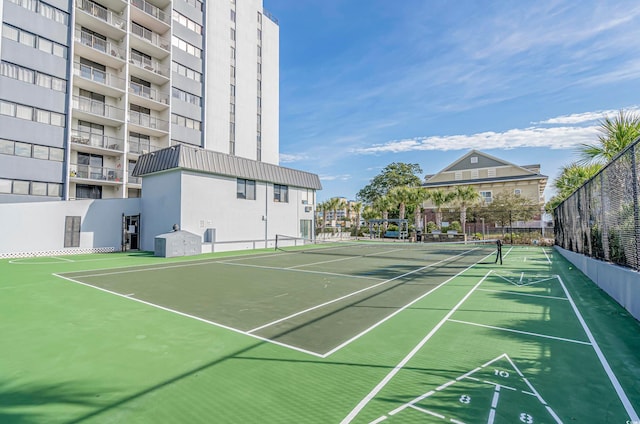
[[131, 22, 170, 51], [129, 110, 168, 131], [131, 0, 169, 25], [74, 62, 126, 91], [127, 171, 141, 184], [72, 96, 125, 121], [129, 50, 169, 77], [70, 163, 123, 182], [76, 30, 125, 60], [75, 0, 125, 30], [71, 129, 124, 151], [128, 139, 162, 155], [129, 81, 169, 104]]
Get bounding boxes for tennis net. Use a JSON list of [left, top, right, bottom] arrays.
[[274, 235, 497, 262]]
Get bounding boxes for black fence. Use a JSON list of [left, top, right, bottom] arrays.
[[555, 137, 640, 270]]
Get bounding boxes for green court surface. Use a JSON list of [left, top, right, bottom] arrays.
[[1, 244, 639, 423]]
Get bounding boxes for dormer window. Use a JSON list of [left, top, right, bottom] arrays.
[[470, 156, 478, 164]]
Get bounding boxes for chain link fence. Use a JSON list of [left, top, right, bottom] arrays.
[[555, 137, 640, 270]]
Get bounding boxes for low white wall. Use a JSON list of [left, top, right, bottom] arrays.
[[555, 246, 640, 321], [0, 198, 141, 257]]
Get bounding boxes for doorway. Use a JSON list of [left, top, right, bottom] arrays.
[[122, 214, 140, 251]]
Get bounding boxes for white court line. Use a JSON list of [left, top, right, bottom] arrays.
[[448, 319, 592, 345], [218, 261, 381, 281], [370, 416, 387, 424], [52, 273, 326, 358], [247, 249, 479, 335], [487, 385, 501, 424], [340, 270, 493, 424], [409, 405, 444, 419], [542, 248, 552, 264], [477, 288, 568, 301], [323, 252, 494, 358], [556, 275, 639, 421], [285, 247, 414, 269]]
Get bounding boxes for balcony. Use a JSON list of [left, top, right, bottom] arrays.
[[128, 139, 164, 156], [75, 0, 126, 40], [128, 110, 168, 135], [127, 171, 142, 185], [74, 30, 125, 68], [72, 95, 125, 125], [71, 129, 124, 153], [69, 163, 123, 184], [129, 81, 169, 110], [129, 50, 169, 84], [130, 22, 170, 58], [130, 0, 170, 33], [73, 62, 125, 97]]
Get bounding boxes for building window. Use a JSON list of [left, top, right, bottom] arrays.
[[172, 61, 201, 82], [301, 188, 313, 204], [274, 184, 288, 203], [480, 191, 492, 204], [514, 189, 522, 195], [471, 156, 478, 164], [76, 184, 102, 199], [237, 178, 255, 200]]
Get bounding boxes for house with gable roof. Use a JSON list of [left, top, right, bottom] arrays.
[[421, 150, 548, 232]]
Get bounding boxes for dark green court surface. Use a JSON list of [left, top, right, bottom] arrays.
[[1, 245, 639, 423]]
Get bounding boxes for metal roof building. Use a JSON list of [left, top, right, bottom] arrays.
[[134, 144, 322, 190]]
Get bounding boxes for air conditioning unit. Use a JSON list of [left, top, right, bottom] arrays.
[[304, 206, 312, 212]]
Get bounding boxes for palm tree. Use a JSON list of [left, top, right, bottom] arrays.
[[388, 186, 414, 221], [325, 197, 346, 235], [428, 189, 454, 230], [350, 201, 363, 237], [407, 187, 430, 231], [451, 186, 480, 236], [577, 110, 640, 165], [373, 195, 395, 235], [361, 205, 379, 238], [316, 200, 328, 238]]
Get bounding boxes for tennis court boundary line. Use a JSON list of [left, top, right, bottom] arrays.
[[52, 273, 327, 358], [246, 247, 488, 336], [340, 270, 494, 424]]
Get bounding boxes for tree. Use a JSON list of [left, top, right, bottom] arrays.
[[388, 186, 414, 221], [544, 163, 601, 213], [373, 195, 395, 234], [427, 189, 454, 230], [577, 109, 640, 165], [327, 197, 347, 234], [316, 201, 329, 236], [350, 201, 363, 236], [451, 186, 480, 235], [479, 192, 539, 236], [407, 187, 430, 230], [356, 163, 423, 203]]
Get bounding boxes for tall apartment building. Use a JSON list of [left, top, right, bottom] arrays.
[[0, 0, 279, 203]]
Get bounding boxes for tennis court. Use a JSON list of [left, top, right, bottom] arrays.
[[1, 241, 639, 423]]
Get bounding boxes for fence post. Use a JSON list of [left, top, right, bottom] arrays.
[[632, 145, 640, 269]]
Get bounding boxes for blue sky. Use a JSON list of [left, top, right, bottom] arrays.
[[265, 0, 640, 202]]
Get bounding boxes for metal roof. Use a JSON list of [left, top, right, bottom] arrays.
[[133, 144, 322, 190]]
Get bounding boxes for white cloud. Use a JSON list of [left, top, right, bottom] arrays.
[[320, 174, 351, 182], [536, 106, 640, 125], [279, 153, 308, 163], [352, 126, 600, 155]]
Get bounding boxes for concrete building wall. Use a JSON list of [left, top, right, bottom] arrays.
[[139, 171, 182, 251], [0, 198, 141, 256]]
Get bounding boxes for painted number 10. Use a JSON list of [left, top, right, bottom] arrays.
[[494, 369, 510, 378]]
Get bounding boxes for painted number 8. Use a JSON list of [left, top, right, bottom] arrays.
[[459, 395, 471, 404], [519, 413, 533, 423]]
